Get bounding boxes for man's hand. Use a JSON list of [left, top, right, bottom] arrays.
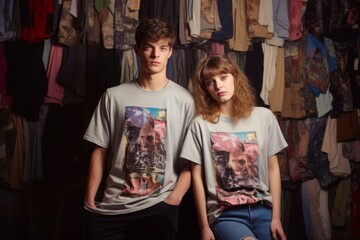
[[164, 193, 182, 206]]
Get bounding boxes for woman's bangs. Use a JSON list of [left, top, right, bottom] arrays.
[[201, 65, 225, 82]]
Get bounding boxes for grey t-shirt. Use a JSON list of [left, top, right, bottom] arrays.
[[84, 80, 195, 215], [180, 107, 287, 223]]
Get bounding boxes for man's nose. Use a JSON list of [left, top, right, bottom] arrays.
[[151, 49, 159, 58]]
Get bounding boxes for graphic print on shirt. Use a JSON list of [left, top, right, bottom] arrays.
[[120, 106, 167, 197], [210, 131, 263, 207]]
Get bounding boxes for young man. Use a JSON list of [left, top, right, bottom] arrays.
[[83, 18, 195, 240]]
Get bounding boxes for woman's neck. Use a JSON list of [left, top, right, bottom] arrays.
[[219, 100, 234, 118]]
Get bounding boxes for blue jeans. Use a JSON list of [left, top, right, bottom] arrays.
[[211, 202, 272, 240]]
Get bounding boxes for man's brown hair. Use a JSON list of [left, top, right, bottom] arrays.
[[135, 18, 176, 47]]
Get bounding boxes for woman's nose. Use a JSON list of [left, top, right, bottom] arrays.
[[214, 81, 221, 90]]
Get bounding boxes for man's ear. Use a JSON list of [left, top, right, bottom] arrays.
[[134, 45, 140, 55], [168, 47, 173, 59]]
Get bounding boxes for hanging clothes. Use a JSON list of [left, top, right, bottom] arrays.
[[114, 0, 140, 50], [322, 115, 351, 178], [100, 0, 115, 49], [245, 42, 265, 107], [82, 0, 102, 45], [246, 0, 273, 40], [58, 0, 80, 46], [268, 47, 285, 112], [44, 42, 64, 105], [19, 0, 54, 43], [283, 119, 313, 184], [0, 42, 12, 108], [288, 0, 307, 41], [228, 0, 251, 52], [282, 36, 317, 119], [307, 115, 339, 187], [3, 41, 48, 121], [210, 0, 233, 42], [0, 0, 17, 41]]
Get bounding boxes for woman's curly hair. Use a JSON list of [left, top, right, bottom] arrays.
[[193, 55, 256, 123]]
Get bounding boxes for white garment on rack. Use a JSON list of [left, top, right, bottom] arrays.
[[258, 0, 274, 34], [260, 42, 277, 105], [188, 0, 201, 37], [321, 115, 351, 178]]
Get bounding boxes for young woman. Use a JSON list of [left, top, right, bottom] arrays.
[[180, 55, 288, 240]]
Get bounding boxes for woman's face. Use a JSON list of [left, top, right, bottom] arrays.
[[204, 73, 235, 104]]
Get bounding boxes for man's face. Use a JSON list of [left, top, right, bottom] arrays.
[[136, 39, 172, 75]]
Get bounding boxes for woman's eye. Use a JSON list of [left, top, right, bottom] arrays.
[[206, 80, 214, 86]]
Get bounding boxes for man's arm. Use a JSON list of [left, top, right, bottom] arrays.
[[83, 146, 108, 208], [164, 161, 191, 205]]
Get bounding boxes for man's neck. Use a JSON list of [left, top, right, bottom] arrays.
[[136, 74, 169, 91]]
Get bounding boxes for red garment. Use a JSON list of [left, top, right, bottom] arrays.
[[352, 186, 360, 239], [0, 42, 12, 108], [289, 0, 307, 41], [20, 0, 54, 42], [44, 43, 64, 105]]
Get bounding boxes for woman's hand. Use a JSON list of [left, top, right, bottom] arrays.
[[271, 218, 287, 240], [200, 226, 215, 240], [85, 200, 97, 209]]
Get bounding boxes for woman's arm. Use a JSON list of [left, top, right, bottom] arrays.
[[268, 155, 287, 240], [192, 163, 215, 240]]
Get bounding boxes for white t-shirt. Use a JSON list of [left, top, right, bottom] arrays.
[[180, 107, 287, 223], [84, 80, 195, 214]]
